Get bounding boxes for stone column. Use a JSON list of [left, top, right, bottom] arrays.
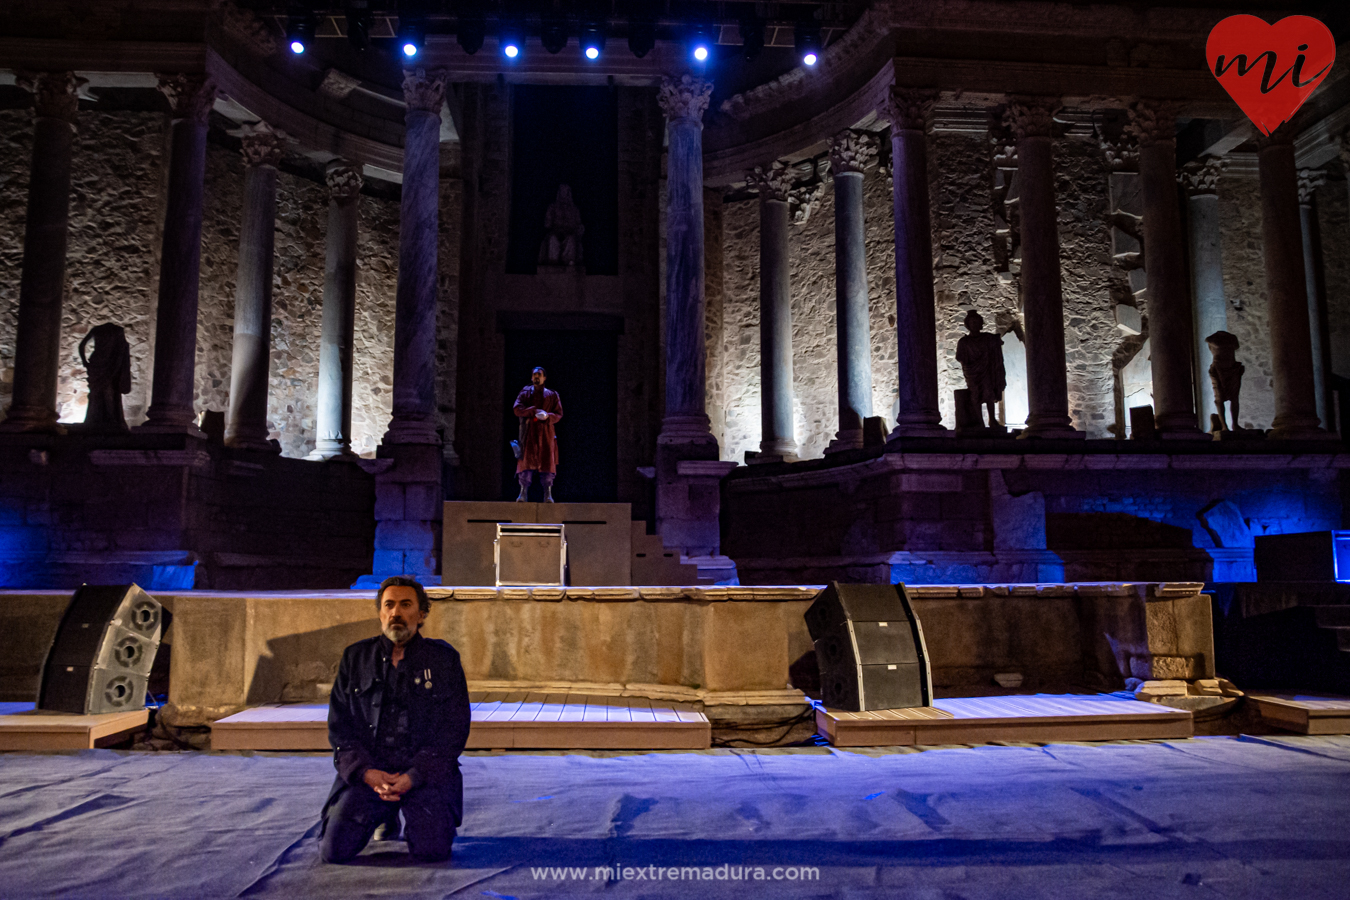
[[1, 72, 83, 432], [886, 87, 946, 438], [384, 68, 446, 447], [1297, 167, 1331, 429], [1257, 130, 1326, 439], [309, 160, 363, 461], [1179, 156, 1229, 429], [1129, 101, 1203, 439], [825, 130, 876, 453], [657, 74, 716, 447], [141, 73, 217, 432], [1005, 97, 1081, 438], [745, 160, 797, 460], [224, 125, 285, 451]]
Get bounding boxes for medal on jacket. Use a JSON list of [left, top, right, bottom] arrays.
[[424, 667, 433, 689]]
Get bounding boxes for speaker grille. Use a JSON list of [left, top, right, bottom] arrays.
[[39, 584, 162, 714]]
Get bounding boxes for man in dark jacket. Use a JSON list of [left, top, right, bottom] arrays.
[[320, 576, 472, 863]]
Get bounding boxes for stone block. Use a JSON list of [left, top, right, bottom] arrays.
[[404, 483, 443, 521], [371, 549, 407, 576], [375, 520, 437, 552], [902, 473, 963, 493], [373, 484, 405, 521], [898, 494, 942, 520]]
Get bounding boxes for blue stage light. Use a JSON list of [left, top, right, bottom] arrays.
[[504, 42, 520, 58], [286, 11, 316, 55], [693, 44, 709, 62], [398, 18, 425, 58]]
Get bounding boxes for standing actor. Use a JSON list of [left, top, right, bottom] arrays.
[[320, 576, 472, 863], [513, 366, 563, 502]]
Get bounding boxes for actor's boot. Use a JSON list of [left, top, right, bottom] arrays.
[[516, 487, 528, 502], [543, 486, 554, 503]]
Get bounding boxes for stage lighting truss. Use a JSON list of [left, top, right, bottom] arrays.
[[286, 6, 318, 54], [580, 20, 606, 60], [795, 16, 822, 67]]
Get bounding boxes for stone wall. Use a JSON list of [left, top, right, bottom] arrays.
[[1316, 177, 1350, 385], [1217, 173, 1277, 431]]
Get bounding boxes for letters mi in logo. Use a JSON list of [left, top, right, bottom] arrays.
[[1207, 15, 1336, 136]]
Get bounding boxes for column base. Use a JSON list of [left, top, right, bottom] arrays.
[[136, 421, 206, 439], [382, 417, 441, 445], [888, 421, 950, 440], [658, 413, 714, 444], [1019, 415, 1085, 440], [225, 434, 281, 453], [758, 438, 797, 459], [745, 451, 797, 465], [0, 406, 65, 434], [306, 443, 361, 462], [824, 429, 864, 454], [1267, 425, 1340, 441]]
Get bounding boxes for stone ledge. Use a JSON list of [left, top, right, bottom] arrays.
[[88, 449, 212, 468]]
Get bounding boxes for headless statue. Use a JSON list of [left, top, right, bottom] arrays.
[[955, 310, 1007, 428], [1206, 330, 1244, 432], [78, 324, 132, 430], [538, 184, 585, 268]]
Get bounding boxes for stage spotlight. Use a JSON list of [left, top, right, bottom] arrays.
[[399, 17, 425, 58], [541, 17, 568, 54], [345, 1, 371, 50], [499, 21, 524, 58], [286, 9, 317, 55], [627, 15, 655, 58], [690, 24, 712, 63], [580, 21, 605, 60], [796, 18, 822, 67], [739, 13, 764, 61], [457, 10, 486, 55]]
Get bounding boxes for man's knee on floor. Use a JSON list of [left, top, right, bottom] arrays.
[[319, 818, 368, 864]]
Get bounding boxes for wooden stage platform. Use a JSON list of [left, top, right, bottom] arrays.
[[1251, 695, 1350, 735], [0, 702, 149, 750], [212, 692, 711, 751], [816, 694, 1194, 747]]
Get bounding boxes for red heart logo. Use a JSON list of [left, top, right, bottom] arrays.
[[1206, 15, 1335, 136]]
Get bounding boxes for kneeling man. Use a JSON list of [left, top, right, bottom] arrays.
[[320, 576, 471, 863]]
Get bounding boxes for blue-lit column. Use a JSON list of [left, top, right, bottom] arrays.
[[746, 160, 797, 460], [309, 160, 363, 460], [826, 130, 876, 453], [1179, 156, 1228, 429]]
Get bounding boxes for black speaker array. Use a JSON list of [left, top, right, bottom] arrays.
[[805, 582, 932, 711], [39, 584, 163, 715]]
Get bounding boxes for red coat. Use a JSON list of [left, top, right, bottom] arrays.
[[513, 385, 563, 473]]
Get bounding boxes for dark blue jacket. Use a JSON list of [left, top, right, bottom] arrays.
[[324, 632, 472, 824]]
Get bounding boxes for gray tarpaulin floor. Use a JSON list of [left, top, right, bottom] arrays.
[[1, 737, 1348, 899]]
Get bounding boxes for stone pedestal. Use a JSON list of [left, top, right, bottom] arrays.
[[1180, 157, 1228, 429], [224, 125, 284, 452], [1257, 131, 1329, 439], [746, 161, 797, 460], [886, 88, 946, 438], [1006, 98, 1082, 439], [141, 74, 217, 434], [1298, 167, 1331, 430], [358, 443, 443, 585], [655, 75, 735, 580], [1, 73, 82, 433], [309, 161, 363, 461], [826, 131, 876, 453], [1130, 102, 1204, 440]]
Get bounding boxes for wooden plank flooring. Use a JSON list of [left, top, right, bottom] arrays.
[[0, 703, 149, 751], [212, 692, 711, 751], [1251, 694, 1350, 735], [817, 693, 1193, 747]]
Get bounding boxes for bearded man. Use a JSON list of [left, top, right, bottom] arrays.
[[319, 576, 472, 863]]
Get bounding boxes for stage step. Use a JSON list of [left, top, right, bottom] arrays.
[[1251, 694, 1350, 735], [0, 702, 149, 751], [816, 693, 1193, 748], [211, 692, 711, 751]]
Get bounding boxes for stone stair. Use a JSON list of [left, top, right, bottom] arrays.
[[629, 521, 704, 585]]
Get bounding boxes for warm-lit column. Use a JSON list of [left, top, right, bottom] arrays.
[[1297, 167, 1331, 429], [1257, 130, 1326, 439], [1179, 155, 1229, 429], [224, 124, 285, 451], [1, 72, 83, 432], [1005, 97, 1081, 438], [887, 87, 945, 438], [825, 130, 876, 453], [745, 161, 796, 460], [142, 73, 218, 432], [309, 160, 363, 460], [384, 68, 446, 446], [1130, 101, 1203, 438], [657, 74, 716, 446]]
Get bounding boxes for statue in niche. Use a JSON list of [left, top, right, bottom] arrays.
[[955, 310, 1007, 429], [538, 184, 585, 268], [1206, 330, 1244, 432], [78, 323, 132, 430]]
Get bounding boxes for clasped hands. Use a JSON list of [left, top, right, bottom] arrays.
[[533, 409, 549, 421], [363, 768, 413, 802]]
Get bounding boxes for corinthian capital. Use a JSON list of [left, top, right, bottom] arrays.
[[789, 182, 826, 226], [745, 160, 794, 203], [326, 160, 365, 202], [1177, 156, 1227, 195], [658, 75, 713, 123], [1297, 167, 1327, 205], [1126, 100, 1183, 147], [402, 68, 449, 114], [884, 87, 938, 132], [239, 122, 287, 168], [1099, 135, 1138, 173], [156, 73, 218, 125], [16, 71, 86, 126], [1003, 97, 1060, 141], [829, 130, 877, 175]]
